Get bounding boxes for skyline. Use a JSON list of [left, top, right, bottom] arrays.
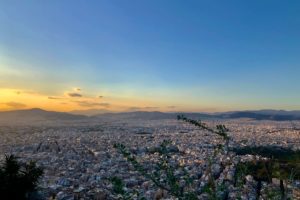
[[1, 1, 300, 112]]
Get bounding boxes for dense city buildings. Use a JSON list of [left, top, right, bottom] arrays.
[[1, 117, 299, 199]]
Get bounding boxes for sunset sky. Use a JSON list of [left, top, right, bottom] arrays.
[[1, 1, 300, 112]]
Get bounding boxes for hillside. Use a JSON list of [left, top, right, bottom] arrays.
[[0, 108, 87, 124]]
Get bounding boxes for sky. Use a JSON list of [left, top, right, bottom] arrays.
[[0, 0, 300, 112]]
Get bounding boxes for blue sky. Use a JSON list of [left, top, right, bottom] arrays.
[[0, 0, 300, 112]]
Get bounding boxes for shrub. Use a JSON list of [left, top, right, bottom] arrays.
[[0, 155, 43, 200]]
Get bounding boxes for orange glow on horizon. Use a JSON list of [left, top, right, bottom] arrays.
[[0, 88, 191, 112], [0, 88, 232, 113]]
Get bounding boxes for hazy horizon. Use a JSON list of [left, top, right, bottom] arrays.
[[1, 107, 300, 114], [1, 1, 300, 112]]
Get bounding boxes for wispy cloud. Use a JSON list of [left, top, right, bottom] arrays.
[[128, 106, 159, 111], [73, 87, 81, 91], [5, 102, 27, 109], [167, 106, 176, 109], [144, 106, 159, 109], [75, 101, 110, 108], [12, 90, 38, 95], [48, 96, 64, 100], [68, 93, 82, 97], [128, 106, 140, 111]]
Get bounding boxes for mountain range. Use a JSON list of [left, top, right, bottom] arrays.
[[0, 108, 300, 123]]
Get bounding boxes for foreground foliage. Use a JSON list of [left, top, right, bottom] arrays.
[[0, 155, 43, 200], [113, 141, 198, 199], [112, 115, 231, 199], [112, 115, 300, 199]]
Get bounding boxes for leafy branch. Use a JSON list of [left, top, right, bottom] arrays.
[[177, 115, 229, 141], [113, 141, 198, 199]]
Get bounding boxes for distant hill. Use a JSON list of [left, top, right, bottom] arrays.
[[1, 109, 300, 123], [249, 109, 300, 117], [70, 109, 111, 116], [218, 110, 300, 121], [93, 110, 300, 121], [0, 108, 87, 124]]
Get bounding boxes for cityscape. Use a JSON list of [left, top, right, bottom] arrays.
[[1, 1, 300, 199]]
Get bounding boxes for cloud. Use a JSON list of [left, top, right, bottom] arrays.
[[5, 102, 26, 109], [128, 106, 159, 111], [128, 107, 141, 111], [98, 95, 104, 98], [74, 87, 81, 91], [68, 93, 82, 97], [144, 106, 159, 109], [98, 103, 110, 107], [12, 90, 37, 95], [75, 101, 110, 108], [48, 96, 64, 100], [167, 106, 177, 109]]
